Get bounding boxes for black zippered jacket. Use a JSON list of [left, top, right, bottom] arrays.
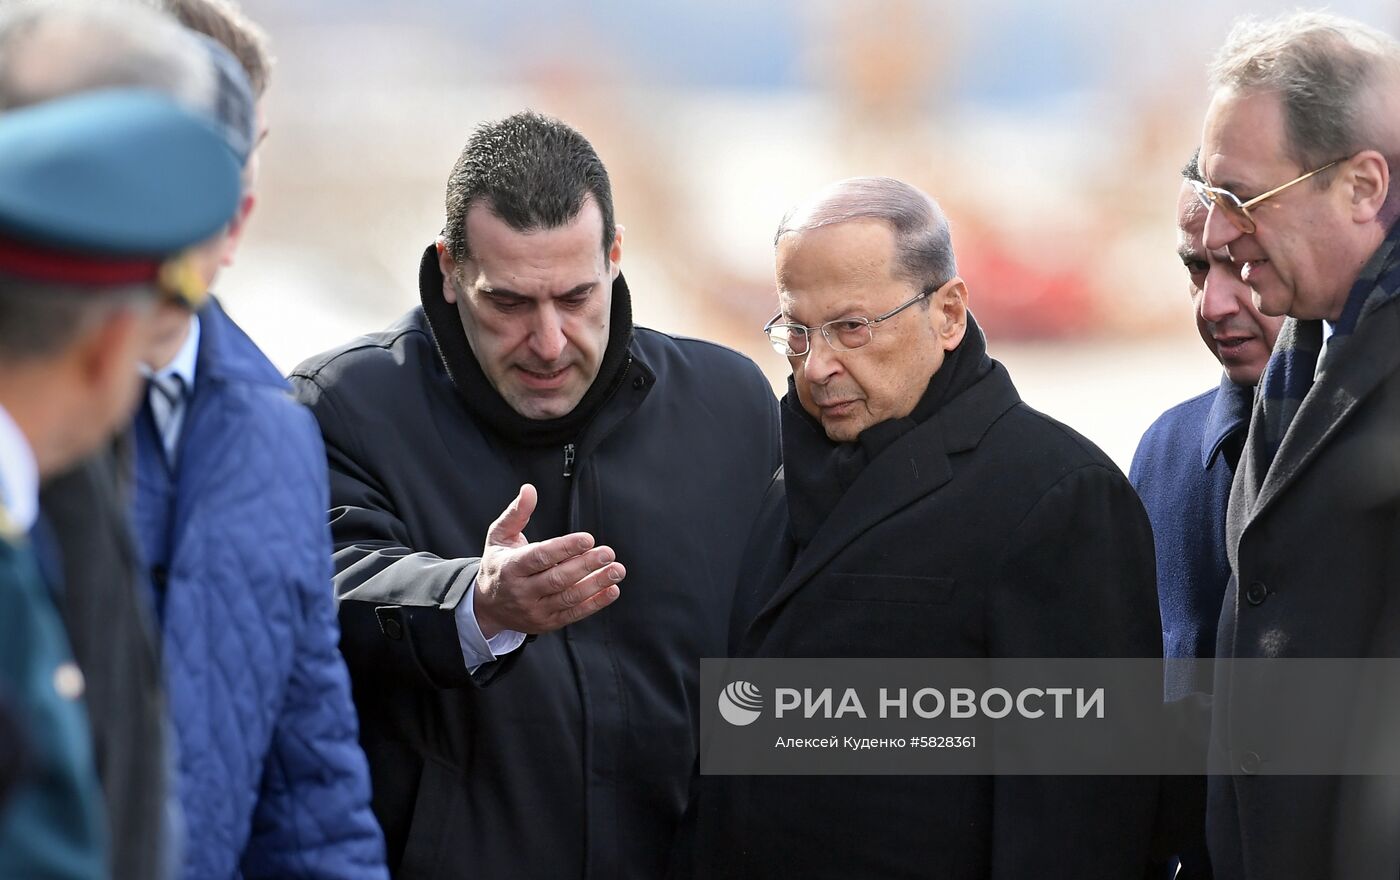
[[290, 253, 779, 878]]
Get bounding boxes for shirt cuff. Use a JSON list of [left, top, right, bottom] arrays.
[[454, 574, 526, 672]]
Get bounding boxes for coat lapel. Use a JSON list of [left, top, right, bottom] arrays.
[[1248, 301, 1400, 524], [750, 364, 1020, 627]]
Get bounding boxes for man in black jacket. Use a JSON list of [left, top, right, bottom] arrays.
[[699, 176, 1162, 879], [290, 111, 779, 878]]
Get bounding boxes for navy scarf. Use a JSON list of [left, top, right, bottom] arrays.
[[1255, 221, 1400, 469]]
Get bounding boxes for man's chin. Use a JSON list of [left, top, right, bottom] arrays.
[[820, 415, 868, 444], [503, 387, 586, 421], [1250, 285, 1291, 319]]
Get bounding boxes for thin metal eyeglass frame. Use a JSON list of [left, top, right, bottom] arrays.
[[762, 279, 946, 358], [1189, 158, 1342, 234]]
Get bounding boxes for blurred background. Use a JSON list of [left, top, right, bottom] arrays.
[[225, 0, 1399, 469]]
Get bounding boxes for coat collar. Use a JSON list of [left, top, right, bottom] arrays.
[[1201, 374, 1253, 470], [752, 361, 1021, 624], [192, 296, 288, 392], [1241, 300, 1400, 526], [416, 243, 637, 448]]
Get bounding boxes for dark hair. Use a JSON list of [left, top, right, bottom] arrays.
[[1181, 148, 1203, 184], [159, 0, 271, 97], [442, 111, 615, 263]]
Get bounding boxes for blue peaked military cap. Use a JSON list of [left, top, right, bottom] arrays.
[[0, 88, 242, 298]]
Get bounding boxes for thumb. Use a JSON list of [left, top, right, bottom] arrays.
[[486, 484, 536, 546]]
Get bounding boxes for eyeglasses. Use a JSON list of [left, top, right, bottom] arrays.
[[1189, 158, 1343, 235], [763, 279, 947, 358]]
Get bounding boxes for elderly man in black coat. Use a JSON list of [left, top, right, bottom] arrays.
[[698, 176, 1163, 879]]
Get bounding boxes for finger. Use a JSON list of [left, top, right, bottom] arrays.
[[485, 484, 537, 546], [552, 562, 626, 611], [557, 581, 621, 627], [529, 546, 616, 595], [511, 532, 597, 577]]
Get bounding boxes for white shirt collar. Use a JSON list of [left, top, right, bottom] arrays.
[[152, 313, 201, 390], [0, 401, 39, 533]]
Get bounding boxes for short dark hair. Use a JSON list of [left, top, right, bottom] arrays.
[[442, 111, 615, 263], [0, 275, 152, 363], [1182, 148, 1203, 184], [158, 0, 271, 97]]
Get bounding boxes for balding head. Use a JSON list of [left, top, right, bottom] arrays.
[[775, 176, 958, 290]]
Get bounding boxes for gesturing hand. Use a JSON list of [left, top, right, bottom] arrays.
[[474, 484, 624, 638]]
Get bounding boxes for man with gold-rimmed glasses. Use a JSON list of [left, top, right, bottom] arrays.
[[1199, 11, 1400, 880], [692, 176, 1163, 878]]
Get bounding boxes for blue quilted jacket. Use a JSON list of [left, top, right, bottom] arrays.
[[132, 300, 387, 879]]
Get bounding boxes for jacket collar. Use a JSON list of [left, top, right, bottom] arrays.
[[1201, 374, 1253, 470], [192, 296, 288, 392], [755, 356, 1021, 624], [416, 243, 637, 448]]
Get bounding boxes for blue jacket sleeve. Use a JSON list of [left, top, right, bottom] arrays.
[[238, 410, 388, 880]]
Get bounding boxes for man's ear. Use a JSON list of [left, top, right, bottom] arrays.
[[218, 192, 257, 268], [608, 224, 624, 279], [436, 237, 460, 304], [76, 307, 143, 399], [936, 277, 969, 351], [1347, 150, 1389, 223]]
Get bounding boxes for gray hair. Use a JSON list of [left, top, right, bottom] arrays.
[[0, 0, 214, 112], [1210, 11, 1400, 173], [774, 176, 957, 289]]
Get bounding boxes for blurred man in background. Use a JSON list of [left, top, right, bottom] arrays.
[[122, 1, 389, 876], [0, 87, 241, 880], [0, 2, 229, 876]]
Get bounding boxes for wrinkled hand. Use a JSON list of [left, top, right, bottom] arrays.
[[475, 484, 624, 638]]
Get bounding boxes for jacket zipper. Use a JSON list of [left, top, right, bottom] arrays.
[[562, 355, 635, 480]]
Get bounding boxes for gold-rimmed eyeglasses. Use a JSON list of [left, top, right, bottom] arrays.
[[763, 279, 949, 358], [1189, 158, 1343, 235]]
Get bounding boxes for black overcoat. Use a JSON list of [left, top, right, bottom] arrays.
[[700, 361, 1164, 880]]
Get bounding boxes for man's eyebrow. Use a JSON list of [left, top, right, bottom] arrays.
[[479, 282, 597, 300], [1208, 176, 1255, 198], [479, 286, 529, 300], [554, 282, 596, 299], [1178, 244, 1204, 263]]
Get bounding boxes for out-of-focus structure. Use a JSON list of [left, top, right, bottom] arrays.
[[225, 0, 1399, 466]]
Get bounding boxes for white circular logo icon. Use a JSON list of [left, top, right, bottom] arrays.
[[718, 680, 763, 726]]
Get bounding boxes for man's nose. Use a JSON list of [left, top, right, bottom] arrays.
[[800, 330, 841, 384], [1202, 202, 1244, 252], [1200, 267, 1243, 324], [530, 305, 567, 363]]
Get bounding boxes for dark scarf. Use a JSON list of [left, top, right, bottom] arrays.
[[782, 312, 995, 547], [417, 244, 635, 447], [1255, 220, 1400, 468]]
